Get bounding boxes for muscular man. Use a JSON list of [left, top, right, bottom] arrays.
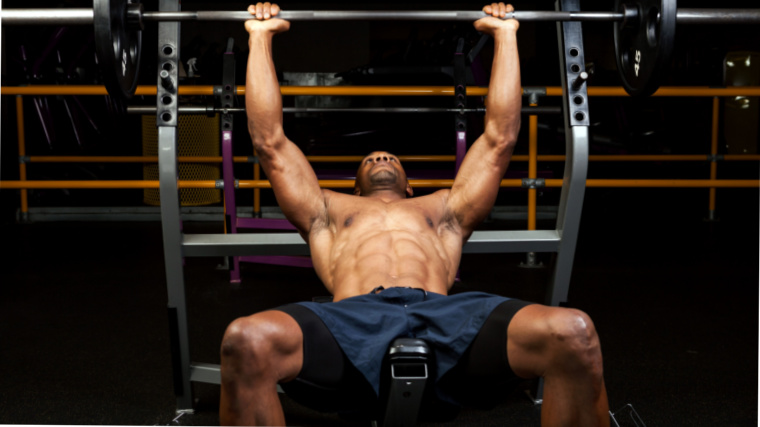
[[220, 3, 609, 426]]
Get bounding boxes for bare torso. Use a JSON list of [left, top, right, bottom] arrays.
[[307, 189, 464, 301]]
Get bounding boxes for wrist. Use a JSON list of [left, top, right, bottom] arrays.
[[248, 28, 274, 44], [493, 26, 518, 37]]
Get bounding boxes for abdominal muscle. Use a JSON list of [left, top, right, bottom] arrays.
[[314, 228, 458, 302]]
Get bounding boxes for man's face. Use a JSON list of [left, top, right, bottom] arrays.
[[354, 151, 413, 197]]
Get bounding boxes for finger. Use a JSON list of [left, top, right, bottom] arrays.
[[263, 2, 271, 19], [499, 2, 507, 18], [255, 2, 263, 19], [247, 4, 256, 16], [506, 3, 515, 13], [271, 3, 280, 16], [483, 4, 491, 14], [491, 3, 499, 17]]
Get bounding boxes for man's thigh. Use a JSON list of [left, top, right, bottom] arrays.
[[439, 299, 534, 408], [275, 304, 376, 413]]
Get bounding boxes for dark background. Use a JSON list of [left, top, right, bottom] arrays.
[[1, 0, 758, 425]]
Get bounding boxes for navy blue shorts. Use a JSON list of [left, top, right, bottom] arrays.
[[276, 287, 533, 411]]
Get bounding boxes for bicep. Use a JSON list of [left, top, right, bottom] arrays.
[[258, 137, 326, 235]]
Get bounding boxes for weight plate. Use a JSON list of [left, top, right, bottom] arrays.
[[94, 0, 142, 100], [613, 0, 677, 96]]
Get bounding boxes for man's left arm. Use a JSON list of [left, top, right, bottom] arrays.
[[447, 3, 521, 240]]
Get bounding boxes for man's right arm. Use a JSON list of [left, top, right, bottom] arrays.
[[245, 4, 326, 237]]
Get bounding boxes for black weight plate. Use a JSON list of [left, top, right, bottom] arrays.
[[613, 0, 677, 96], [94, 0, 142, 100]]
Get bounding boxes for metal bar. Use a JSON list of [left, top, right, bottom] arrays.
[[190, 363, 222, 384], [221, 121, 240, 282], [5, 7, 758, 26], [584, 179, 760, 188], [549, 0, 589, 310], [528, 103, 539, 231], [24, 155, 457, 163], [144, 10, 625, 22], [709, 97, 720, 220], [677, 9, 760, 24], [155, 0, 193, 413], [27, 156, 226, 163], [20, 154, 760, 164], [15, 96, 29, 221], [159, 126, 193, 411], [465, 230, 562, 253], [0, 9, 93, 25], [127, 105, 558, 114], [183, 233, 310, 257], [2, 179, 759, 189], [182, 229, 561, 257], [5, 85, 760, 97]]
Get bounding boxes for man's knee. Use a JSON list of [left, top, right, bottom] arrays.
[[221, 312, 302, 379], [222, 317, 258, 360], [545, 308, 603, 375]]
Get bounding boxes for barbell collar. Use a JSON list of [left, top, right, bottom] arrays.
[[128, 3, 144, 30]]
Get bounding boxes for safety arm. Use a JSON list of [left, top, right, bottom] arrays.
[[448, 26, 522, 239]]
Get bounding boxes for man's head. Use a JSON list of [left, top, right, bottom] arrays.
[[354, 151, 413, 198]]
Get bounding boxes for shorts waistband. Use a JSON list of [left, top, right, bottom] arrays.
[[369, 286, 428, 297]]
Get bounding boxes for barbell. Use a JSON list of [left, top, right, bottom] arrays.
[[2, 0, 758, 99]]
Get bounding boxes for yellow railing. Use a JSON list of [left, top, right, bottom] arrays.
[[2, 86, 759, 225]]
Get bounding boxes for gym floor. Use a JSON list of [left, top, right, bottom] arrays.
[[0, 187, 756, 426]]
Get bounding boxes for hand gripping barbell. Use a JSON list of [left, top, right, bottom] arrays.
[[2, 0, 758, 99]]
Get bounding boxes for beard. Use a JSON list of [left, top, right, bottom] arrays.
[[369, 169, 398, 186]]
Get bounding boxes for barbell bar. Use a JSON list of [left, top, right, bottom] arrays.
[[124, 106, 561, 115], [2, 0, 759, 100], [4, 8, 760, 24]]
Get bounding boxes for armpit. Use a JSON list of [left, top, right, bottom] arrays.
[[308, 189, 334, 233], [436, 190, 461, 233], [439, 209, 461, 233]]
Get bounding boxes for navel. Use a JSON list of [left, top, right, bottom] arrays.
[[344, 216, 354, 227], [426, 217, 434, 228]]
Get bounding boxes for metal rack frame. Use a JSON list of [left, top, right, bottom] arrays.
[[157, 0, 589, 412]]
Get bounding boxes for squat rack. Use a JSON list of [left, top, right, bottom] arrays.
[[141, 0, 591, 412], [0, 0, 588, 412]]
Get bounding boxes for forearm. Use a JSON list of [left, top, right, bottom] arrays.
[[246, 30, 284, 152], [483, 29, 522, 148]]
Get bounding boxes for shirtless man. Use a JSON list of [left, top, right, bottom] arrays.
[[220, 3, 609, 426]]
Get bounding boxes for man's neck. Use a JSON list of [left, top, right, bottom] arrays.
[[362, 189, 407, 203]]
